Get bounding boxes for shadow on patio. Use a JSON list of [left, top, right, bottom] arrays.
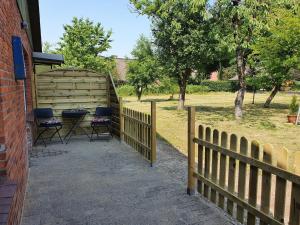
[[21, 137, 236, 225]]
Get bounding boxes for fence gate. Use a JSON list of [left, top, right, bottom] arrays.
[[187, 106, 300, 225], [120, 99, 156, 166]]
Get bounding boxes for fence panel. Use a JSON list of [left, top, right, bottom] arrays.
[[187, 106, 300, 225], [121, 101, 156, 165], [36, 69, 109, 137]]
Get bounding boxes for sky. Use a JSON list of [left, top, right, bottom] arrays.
[[39, 0, 152, 58]]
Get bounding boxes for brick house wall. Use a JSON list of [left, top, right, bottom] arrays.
[[0, 0, 35, 224]]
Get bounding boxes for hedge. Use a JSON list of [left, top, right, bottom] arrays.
[[201, 80, 239, 92], [117, 80, 239, 97], [292, 81, 300, 91]]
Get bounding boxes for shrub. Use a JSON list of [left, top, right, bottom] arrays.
[[292, 81, 300, 91], [289, 95, 299, 115], [117, 85, 135, 96], [186, 85, 210, 94], [201, 80, 239, 92]]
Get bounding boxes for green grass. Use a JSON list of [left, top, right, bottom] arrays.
[[123, 92, 300, 155]]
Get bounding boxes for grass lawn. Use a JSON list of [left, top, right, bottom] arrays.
[[123, 92, 300, 156]]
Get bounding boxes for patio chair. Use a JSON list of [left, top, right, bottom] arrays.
[[90, 107, 113, 141], [34, 108, 63, 147]]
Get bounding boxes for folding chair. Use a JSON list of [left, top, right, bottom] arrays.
[[34, 108, 63, 147], [90, 107, 113, 141]]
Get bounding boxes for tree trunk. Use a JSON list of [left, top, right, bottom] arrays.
[[252, 88, 256, 104], [218, 61, 223, 80], [178, 81, 187, 110], [177, 68, 191, 110], [234, 47, 246, 119], [137, 87, 143, 101], [264, 86, 280, 108]]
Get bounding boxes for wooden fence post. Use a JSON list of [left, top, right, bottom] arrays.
[[151, 101, 156, 166], [107, 75, 111, 107], [187, 106, 196, 195], [119, 97, 124, 141]]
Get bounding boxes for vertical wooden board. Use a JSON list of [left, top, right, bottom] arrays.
[[119, 98, 124, 141], [151, 101, 157, 164], [294, 152, 300, 176], [129, 109, 132, 147], [237, 136, 248, 223], [218, 131, 228, 209], [187, 107, 196, 195], [227, 134, 238, 216], [204, 127, 211, 198], [210, 129, 219, 204], [144, 113, 147, 158], [106, 76, 110, 107], [289, 183, 300, 225], [148, 114, 151, 160], [198, 125, 204, 194], [259, 144, 273, 225], [247, 140, 260, 225], [139, 112, 142, 156], [274, 147, 288, 224], [134, 110, 137, 151]]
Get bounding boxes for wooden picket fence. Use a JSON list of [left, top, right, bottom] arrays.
[[187, 107, 300, 225], [120, 100, 156, 166]]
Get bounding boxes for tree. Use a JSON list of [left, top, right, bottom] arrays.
[[127, 35, 160, 101], [130, 0, 211, 109], [251, 7, 300, 107], [57, 17, 114, 73], [213, 0, 285, 118], [43, 42, 56, 54]]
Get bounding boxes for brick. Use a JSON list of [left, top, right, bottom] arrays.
[[0, 0, 35, 224]]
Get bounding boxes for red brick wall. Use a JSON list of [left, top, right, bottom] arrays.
[[0, 0, 34, 224]]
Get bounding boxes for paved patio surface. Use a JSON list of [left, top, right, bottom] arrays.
[[21, 137, 237, 225]]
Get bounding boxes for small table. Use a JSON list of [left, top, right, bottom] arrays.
[[62, 109, 90, 144]]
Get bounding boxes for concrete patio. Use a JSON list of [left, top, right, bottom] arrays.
[[21, 137, 237, 225]]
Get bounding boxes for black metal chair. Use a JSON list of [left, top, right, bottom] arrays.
[[90, 107, 113, 141], [34, 108, 63, 147]]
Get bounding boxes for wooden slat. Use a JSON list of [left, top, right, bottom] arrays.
[[218, 131, 228, 209], [193, 138, 300, 185], [204, 127, 211, 198], [187, 107, 196, 195], [247, 141, 260, 225], [151, 101, 156, 165], [260, 144, 273, 225], [210, 129, 219, 204], [237, 136, 248, 223], [122, 106, 154, 164], [274, 148, 288, 224], [122, 114, 151, 127], [289, 182, 300, 225], [198, 125, 204, 194], [193, 172, 282, 225], [227, 134, 238, 216]]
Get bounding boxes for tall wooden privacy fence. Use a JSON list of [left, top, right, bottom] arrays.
[[120, 100, 156, 166], [187, 107, 300, 225], [35, 69, 120, 137]]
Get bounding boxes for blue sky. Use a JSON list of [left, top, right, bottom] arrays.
[[40, 0, 215, 58], [39, 0, 151, 58]]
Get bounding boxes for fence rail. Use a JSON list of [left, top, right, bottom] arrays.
[[187, 107, 300, 225], [120, 100, 156, 166]]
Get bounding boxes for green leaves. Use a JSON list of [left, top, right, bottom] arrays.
[[57, 17, 113, 73], [251, 7, 300, 88], [127, 35, 160, 100]]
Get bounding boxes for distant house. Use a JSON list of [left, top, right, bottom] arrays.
[[210, 71, 219, 81], [115, 58, 133, 81]]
